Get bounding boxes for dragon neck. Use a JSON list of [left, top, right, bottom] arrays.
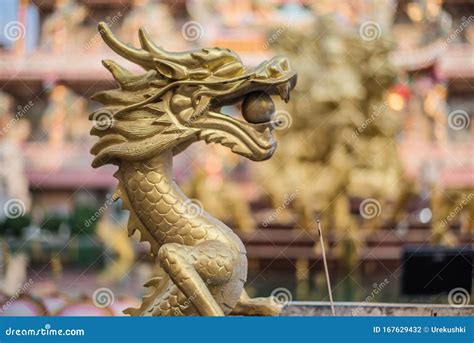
[[144, 149, 174, 181], [118, 149, 242, 253]]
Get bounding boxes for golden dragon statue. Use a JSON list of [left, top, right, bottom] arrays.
[[90, 22, 297, 316]]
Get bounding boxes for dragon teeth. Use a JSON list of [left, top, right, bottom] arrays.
[[206, 133, 221, 143], [277, 82, 291, 103], [231, 145, 247, 154], [199, 132, 212, 140]]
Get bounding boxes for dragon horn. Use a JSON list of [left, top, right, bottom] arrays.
[[138, 27, 168, 57], [98, 22, 155, 70], [138, 27, 196, 67]]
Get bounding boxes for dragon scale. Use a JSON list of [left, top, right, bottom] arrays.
[[117, 151, 247, 315]]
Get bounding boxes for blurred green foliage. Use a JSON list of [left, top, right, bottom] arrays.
[[0, 215, 31, 237], [69, 203, 98, 235], [40, 213, 67, 233]]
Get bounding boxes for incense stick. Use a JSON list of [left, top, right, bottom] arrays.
[[317, 219, 336, 316]]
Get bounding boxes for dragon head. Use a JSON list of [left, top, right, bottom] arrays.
[[90, 22, 297, 168]]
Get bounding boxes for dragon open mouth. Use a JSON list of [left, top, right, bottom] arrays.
[[196, 68, 297, 161], [90, 22, 297, 166]]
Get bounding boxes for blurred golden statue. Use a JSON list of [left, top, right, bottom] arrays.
[[256, 6, 410, 265], [97, 216, 135, 284], [41, 84, 89, 146], [183, 145, 256, 233], [41, 0, 89, 53], [0, 92, 31, 214], [431, 186, 473, 246], [90, 22, 296, 315], [121, 0, 183, 50]]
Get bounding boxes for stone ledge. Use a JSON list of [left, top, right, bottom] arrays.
[[282, 301, 474, 316]]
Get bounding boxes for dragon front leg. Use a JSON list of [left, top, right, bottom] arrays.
[[158, 241, 236, 316], [230, 290, 282, 316]]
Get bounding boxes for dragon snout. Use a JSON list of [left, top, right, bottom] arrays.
[[268, 56, 290, 74], [254, 56, 292, 79]]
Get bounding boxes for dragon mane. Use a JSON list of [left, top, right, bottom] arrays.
[[89, 59, 197, 168], [89, 23, 244, 168]]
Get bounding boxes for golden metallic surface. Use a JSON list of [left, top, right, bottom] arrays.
[[431, 186, 473, 246], [242, 91, 276, 124], [90, 22, 296, 316]]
